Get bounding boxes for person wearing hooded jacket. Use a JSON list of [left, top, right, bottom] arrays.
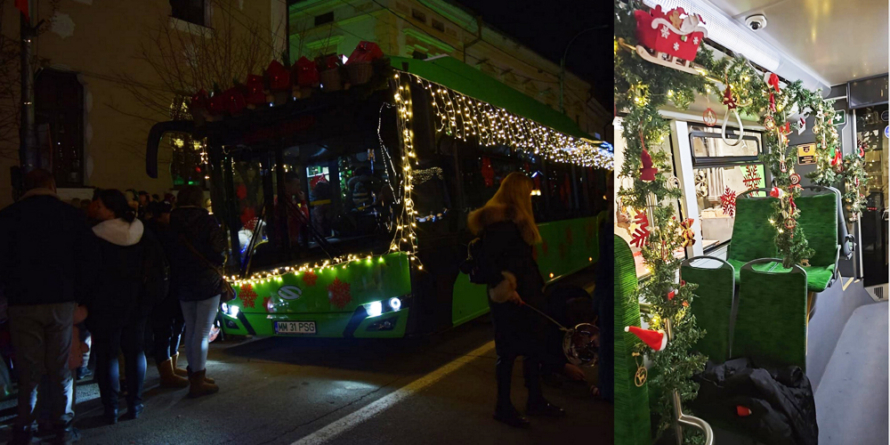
[[87, 189, 165, 424], [166, 185, 225, 397], [468, 172, 575, 428]]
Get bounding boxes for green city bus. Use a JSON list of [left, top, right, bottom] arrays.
[[146, 55, 612, 339]]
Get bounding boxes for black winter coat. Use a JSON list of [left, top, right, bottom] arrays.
[[0, 191, 96, 307], [167, 207, 226, 302], [689, 358, 818, 445], [86, 218, 148, 335], [473, 207, 557, 367]]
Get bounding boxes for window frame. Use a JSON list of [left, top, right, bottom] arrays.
[[34, 69, 85, 188], [170, 0, 207, 27], [687, 126, 763, 166]]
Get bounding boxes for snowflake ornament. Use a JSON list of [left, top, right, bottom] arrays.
[[661, 25, 670, 38], [238, 283, 258, 308], [693, 36, 699, 45], [742, 165, 761, 190], [673, 42, 680, 51], [302, 270, 318, 287], [630, 211, 651, 248], [327, 278, 352, 309], [720, 186, 736, 217]]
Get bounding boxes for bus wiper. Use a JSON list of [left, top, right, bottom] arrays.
[[286, 198, 340, 260]]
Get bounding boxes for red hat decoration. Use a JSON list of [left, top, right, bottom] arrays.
[[294, 56, 319, 87], [346, 41, 384, 65], [267, 60, 291, 91], [625, 326, 668, 351], [245, 75, 266, 105], [640, 148, 658, 181], [765, 72, 780, 92], [769, 186, 784, 199]]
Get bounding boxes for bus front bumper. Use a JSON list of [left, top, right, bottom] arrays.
[[219, 307, 409, 339]]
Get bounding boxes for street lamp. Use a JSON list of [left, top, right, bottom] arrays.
[[559, 26, 607, 114]]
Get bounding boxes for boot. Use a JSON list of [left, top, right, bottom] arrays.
[[103, 407, 118, 425], [526, 397, 566, 417], [121, 404, 144, 420], [157, 358, 189, 389], [171, 353, 188, 378], [493, 404, 530, 428], [187, 369, 219, 398], [187, 364, 215, 384]]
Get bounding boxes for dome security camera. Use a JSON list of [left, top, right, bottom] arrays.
[[745, 14, 768, 31]]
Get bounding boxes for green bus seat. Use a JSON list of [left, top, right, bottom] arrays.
[[614, 236, 650, 445], [680, 257, 736, 365], [727, 195, 779, 282], [795, 191, 840, 292], [733, 259, 808, 371]]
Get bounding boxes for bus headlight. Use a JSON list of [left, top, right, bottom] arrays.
[[221, 303, 239, 318], [389, 297, 401, 311], [366, 301, 383, 317]]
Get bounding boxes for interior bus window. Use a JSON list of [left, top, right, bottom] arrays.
[[544, 162, 575, 221]]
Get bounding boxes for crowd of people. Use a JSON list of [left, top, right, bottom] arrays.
[[0, 170, 227, 445]]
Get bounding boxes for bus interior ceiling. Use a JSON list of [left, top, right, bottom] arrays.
[[687, 0, 889, 442]]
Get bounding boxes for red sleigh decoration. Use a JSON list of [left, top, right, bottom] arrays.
[[634, 6, 707, 75]]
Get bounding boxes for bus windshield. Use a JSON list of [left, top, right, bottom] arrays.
[[229, 128, 398, 273]]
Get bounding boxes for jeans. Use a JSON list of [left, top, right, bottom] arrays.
[[151, 293, 185, 363], [8, 302, 76, 429], [92, 316, 147, 412], [180, 295, 220, 373]]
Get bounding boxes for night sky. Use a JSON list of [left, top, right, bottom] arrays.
[[454, 0, 612, 108]]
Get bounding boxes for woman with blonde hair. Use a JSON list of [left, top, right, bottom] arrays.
[[468, 172, 569, 427]]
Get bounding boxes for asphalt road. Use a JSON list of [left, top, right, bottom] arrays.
[[0, 318, 612, 444]]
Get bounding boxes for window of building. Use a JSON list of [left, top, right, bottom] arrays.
[[411, 9, 426, 23], [170, 0, 206, 27], [34, 69, 84, 188], [431, 18, 445, 33], [314, 11, 334, 27]]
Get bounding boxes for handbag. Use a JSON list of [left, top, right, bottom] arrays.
[[179, 234, 236, 303]]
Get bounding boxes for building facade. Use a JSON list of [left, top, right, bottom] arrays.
[[0, 0, 288, 208], [287, 0, 610, 139]]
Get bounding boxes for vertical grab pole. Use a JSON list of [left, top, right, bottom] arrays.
[[665, 318, 714, 445]]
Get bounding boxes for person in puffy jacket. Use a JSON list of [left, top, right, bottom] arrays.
[[87, 189, 163, 424], [166, 185, 225, 397], [468, 172, 570, 428]]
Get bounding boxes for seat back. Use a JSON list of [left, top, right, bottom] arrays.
[[796, 188, 839, 267], [681, 256, 736, 364], [614, 236, 650, 445], [728, 193, 779, 264], [734, 259, 808, 370]]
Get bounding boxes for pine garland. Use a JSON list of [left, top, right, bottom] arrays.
[[615, 1, 859, 442]]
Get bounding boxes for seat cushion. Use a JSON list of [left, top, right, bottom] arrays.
[[803, 264, 835, 293]]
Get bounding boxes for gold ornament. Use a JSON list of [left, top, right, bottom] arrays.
[[633, 352, 648, 387]]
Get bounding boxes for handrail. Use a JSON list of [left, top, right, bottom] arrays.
[[665, 318, 714, 445]]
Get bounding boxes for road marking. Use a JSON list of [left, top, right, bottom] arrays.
[[291, 340, 495, 445], [843, 277, 854, 291]]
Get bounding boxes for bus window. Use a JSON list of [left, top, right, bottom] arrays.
[[544, 162, 575, 222]]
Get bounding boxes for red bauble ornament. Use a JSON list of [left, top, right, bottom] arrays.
[[703, 108, 717, 126]]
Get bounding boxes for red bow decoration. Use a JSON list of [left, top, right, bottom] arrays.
[[779, 121, 791, 135], [267, 60, 291, 91], [722, 86, 737, 110], [294, 57, 319, 87], [639, 148, 658, 181], [767, 72, 780, 92], [245, 75, 266, 105], [346, 41, 384, 65], [223, 88, 246, 115]]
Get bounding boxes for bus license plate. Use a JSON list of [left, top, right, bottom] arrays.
[[275, 321, 316, 334]]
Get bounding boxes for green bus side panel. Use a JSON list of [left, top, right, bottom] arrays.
[[451, 215, 600, 327], [225, 252, 412, 337], [390, 56, 594, 141]]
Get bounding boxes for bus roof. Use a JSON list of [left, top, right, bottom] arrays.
[[389, 56, 599, 143]]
